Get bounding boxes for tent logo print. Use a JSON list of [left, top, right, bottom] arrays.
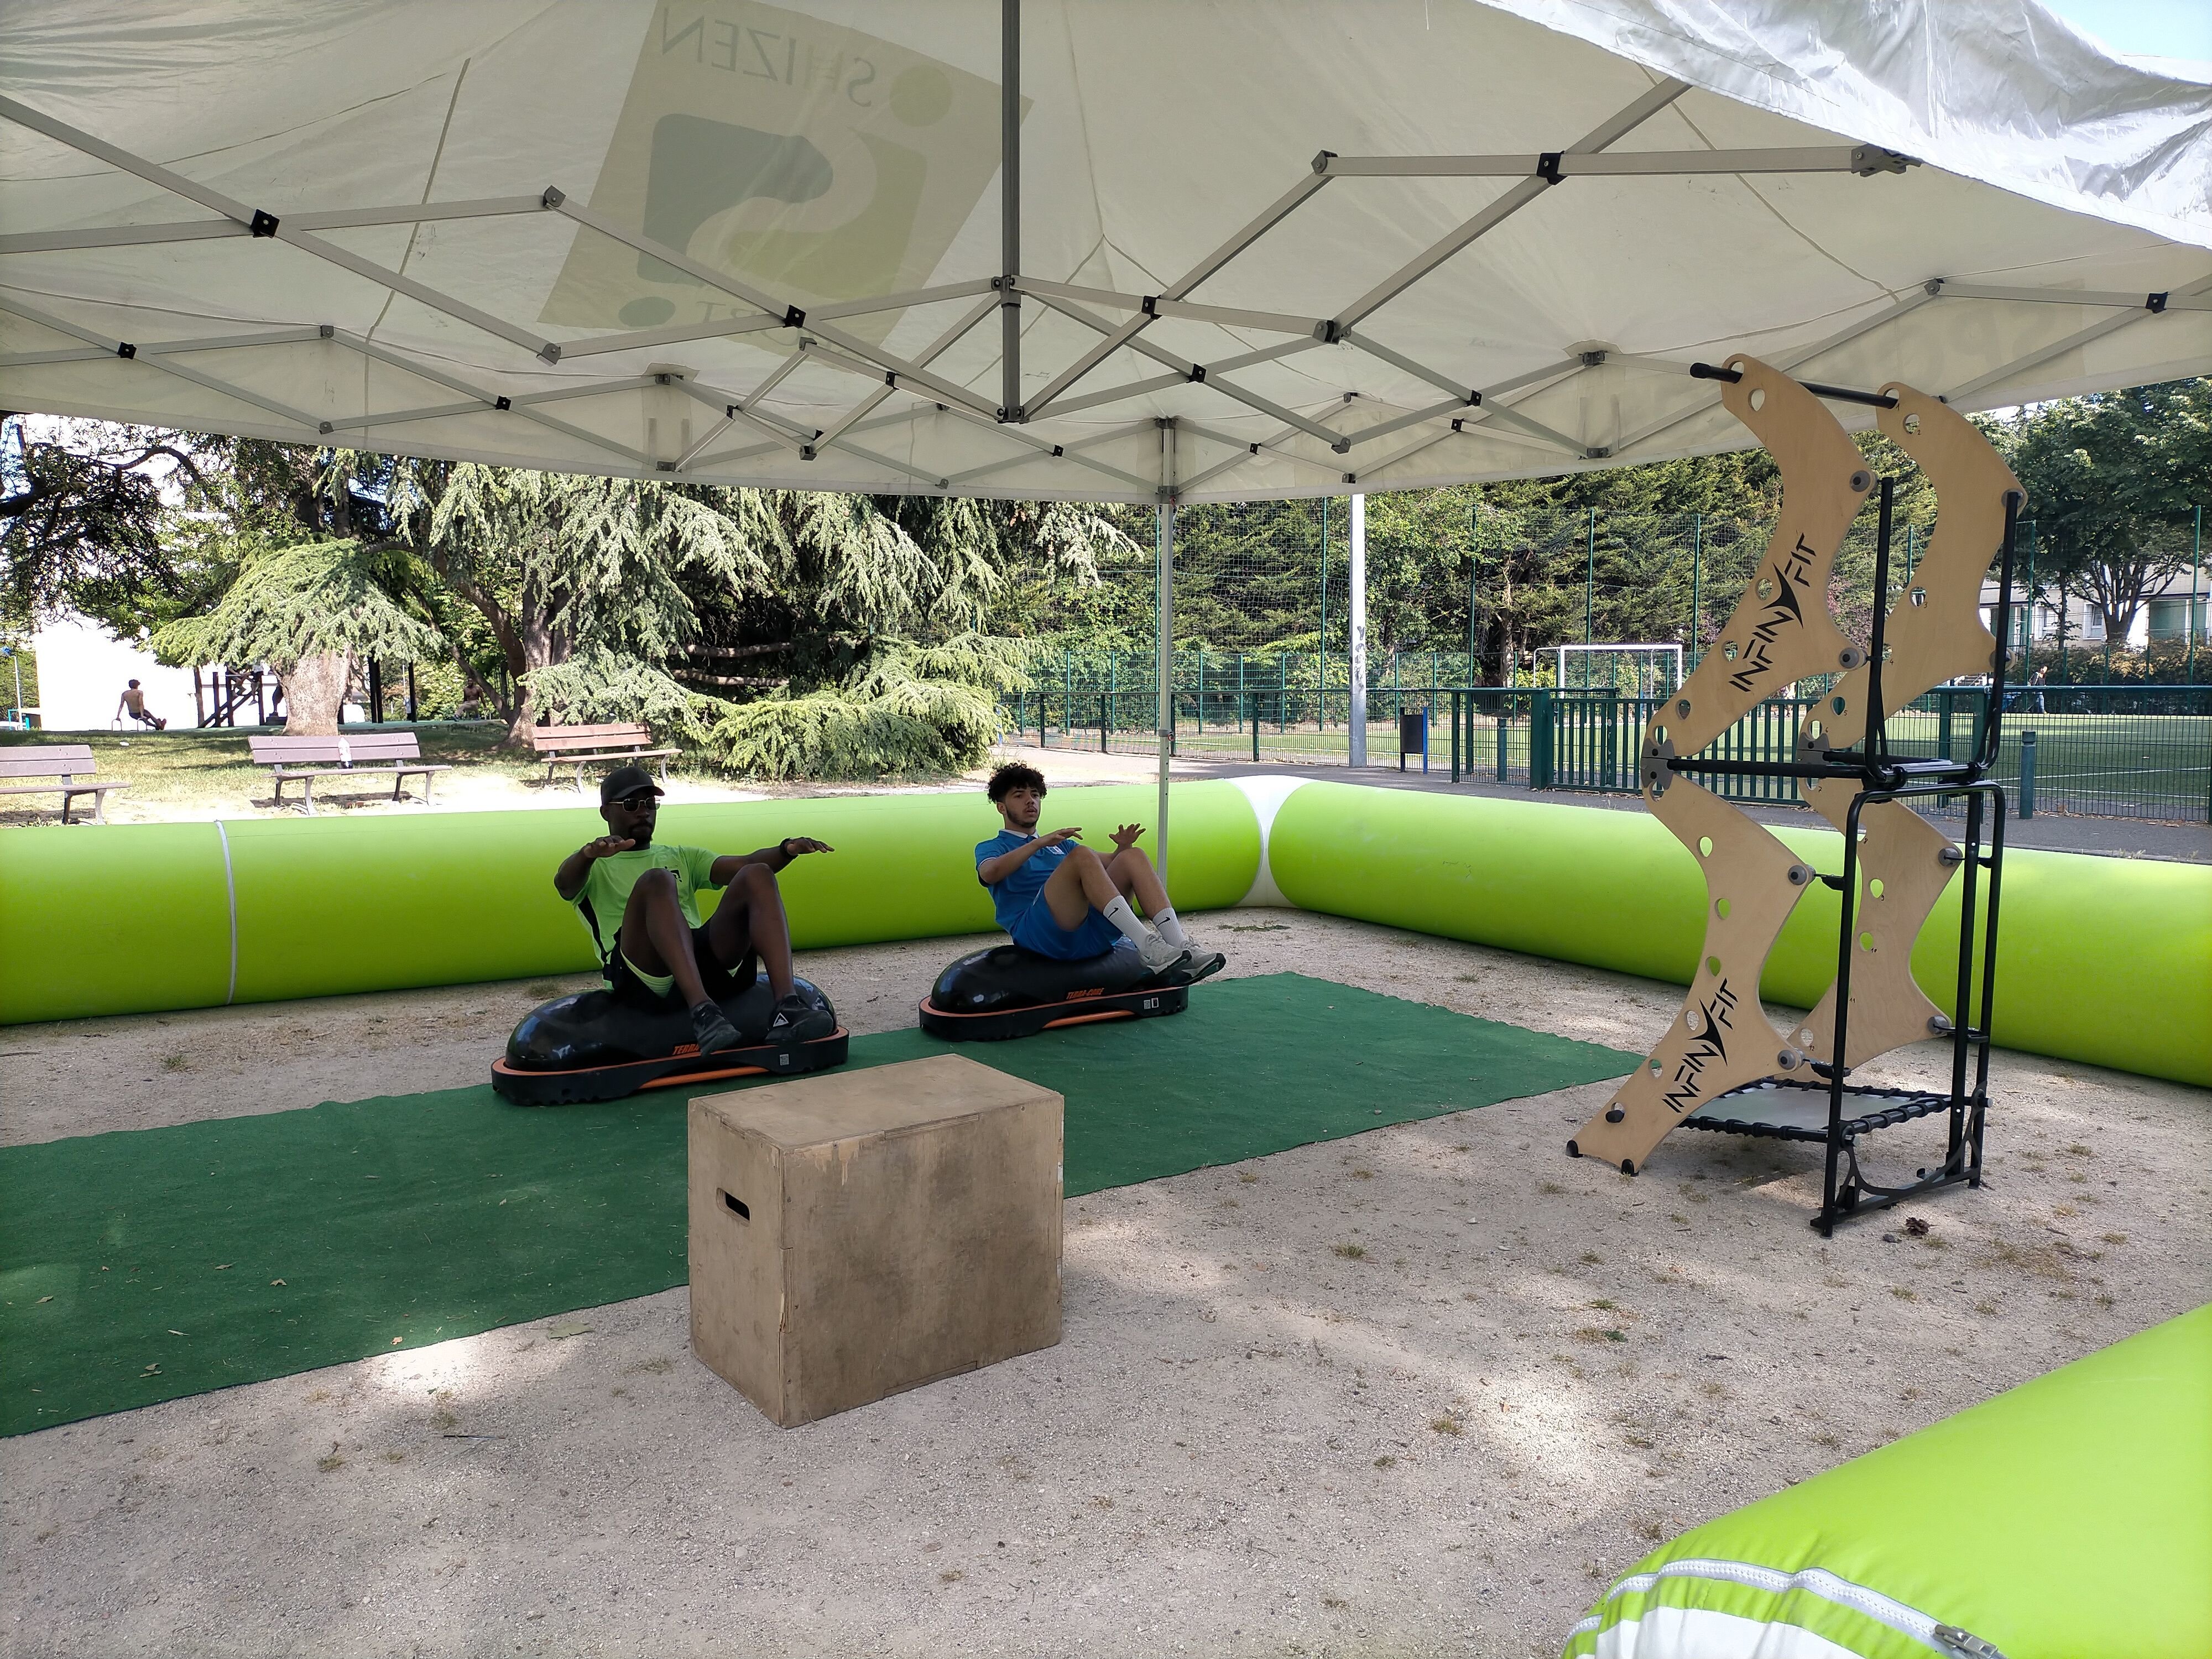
[[632, 117, 834, 298], [542, 1, 1008, 333]]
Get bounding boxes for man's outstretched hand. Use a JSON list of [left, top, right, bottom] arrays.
[[582, 835, 635, 860], [1109, 823, 1146, 852], [782, 836, 834, 857], [1039, 826, 1084, 848]]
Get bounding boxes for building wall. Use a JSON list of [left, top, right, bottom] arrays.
[[29, 613, 199, 731]]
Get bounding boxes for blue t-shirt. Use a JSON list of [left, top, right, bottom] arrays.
[[975, 828, 1066, 932]]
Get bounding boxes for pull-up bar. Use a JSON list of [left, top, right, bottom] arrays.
[[1689, 361, 1900, 410]]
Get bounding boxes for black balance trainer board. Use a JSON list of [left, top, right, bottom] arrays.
[[492, 973, 846, 1105], [919, 943, 1192, 1041]]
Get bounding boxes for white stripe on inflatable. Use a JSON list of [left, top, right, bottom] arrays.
[[1577, 1558, 1957, 1656], [1588, 1603, 1877, 1658], [1228, 775, 1308, 910], [215, 818, 238, 1006]]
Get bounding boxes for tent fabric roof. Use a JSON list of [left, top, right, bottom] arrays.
[[2, 0, 2208, 503]]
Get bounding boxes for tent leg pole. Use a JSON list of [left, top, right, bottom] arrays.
[[999, 0, 1021, 420], [1156, 495, 1175, 888], [1348, 492, 1368, 767]]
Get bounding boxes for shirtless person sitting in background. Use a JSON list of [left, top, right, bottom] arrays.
[[116, 680, 166, 731], [555, 764, 833, 1055]]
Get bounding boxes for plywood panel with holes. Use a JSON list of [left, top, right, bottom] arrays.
[[1567, 775, 1817, 1173], [1786, 385, 2021, 1068], [1647, 356, 1870, 761], [1789, 799, 1960, 1066]]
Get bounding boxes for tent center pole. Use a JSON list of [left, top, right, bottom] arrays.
[[1000, 0, 1021, 420]]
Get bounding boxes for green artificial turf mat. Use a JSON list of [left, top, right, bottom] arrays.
[[0, 973, 1633, 1434]]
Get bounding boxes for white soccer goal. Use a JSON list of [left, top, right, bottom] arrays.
[[1553, 643, 1684, 698]]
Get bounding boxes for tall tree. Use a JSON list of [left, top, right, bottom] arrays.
[[1994, 379, 2210, 645], [378, 459, 772, 742], [149, 540, 442, 734], [0, 416, 211, 632]]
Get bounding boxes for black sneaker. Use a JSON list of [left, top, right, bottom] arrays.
[[1178, 950, 1227, 985], [690, 1000, 744, 1056], [766, 993, 835, 1044]]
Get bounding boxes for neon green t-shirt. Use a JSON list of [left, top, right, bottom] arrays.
[[571, 843, 719, 961]]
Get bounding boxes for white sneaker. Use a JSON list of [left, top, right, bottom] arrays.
[[1137, 931, 1191, 975]]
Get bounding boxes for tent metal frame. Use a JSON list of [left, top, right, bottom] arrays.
[[9, 64, 2201, 507], [3, 12, 2209, 868]]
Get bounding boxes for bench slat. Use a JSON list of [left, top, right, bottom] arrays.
[[0, 746, 100, 779], [533, 727, 654, 752], [544, 747, 679, 763], [249, 733, 425, 764]]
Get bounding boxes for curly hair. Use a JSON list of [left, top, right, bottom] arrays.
[[987, 761, 1047, 803]]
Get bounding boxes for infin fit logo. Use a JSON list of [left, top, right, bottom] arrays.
[[1725, 534, 1818, 693], [1661, 980, 1741, 1116], [542, 2, 1015, 333]]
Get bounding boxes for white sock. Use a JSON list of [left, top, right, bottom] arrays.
[[1100, 895, 1155, 948], [1151, 906, 1192, 948]]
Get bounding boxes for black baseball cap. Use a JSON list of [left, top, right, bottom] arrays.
[[599, 764, 664, 806]]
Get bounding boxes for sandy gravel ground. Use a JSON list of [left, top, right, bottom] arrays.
[[3, 913, 2206, 1659]]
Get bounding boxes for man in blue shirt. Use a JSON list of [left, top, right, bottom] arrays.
[[974, 763, 1223, 978]]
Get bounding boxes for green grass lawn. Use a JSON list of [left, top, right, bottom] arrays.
[[0, 723, 750, 825]]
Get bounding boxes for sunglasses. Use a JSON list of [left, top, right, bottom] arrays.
[[614, 791, 660, 808]]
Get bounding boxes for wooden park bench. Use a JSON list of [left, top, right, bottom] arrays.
[[247, 732, 450, 814], [0, 744, 130, 823], [530, 722, 679, 793]]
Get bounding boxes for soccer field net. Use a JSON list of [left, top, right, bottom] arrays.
[[1553, 643, 1684, 697]]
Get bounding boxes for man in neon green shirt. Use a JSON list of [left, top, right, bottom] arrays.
[[554, 765, 833, 1055]]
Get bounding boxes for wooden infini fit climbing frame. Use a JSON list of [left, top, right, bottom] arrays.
[[1568, 362, 2018, 1229], [1568, 358, 1871, 1173]]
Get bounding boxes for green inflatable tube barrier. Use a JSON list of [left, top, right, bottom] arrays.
[[1260, 781, 2212, 1089], [0, 782, 1260, 1022], [1563, 1302, 2212, 1658], [2, 773, 2203, 1092]]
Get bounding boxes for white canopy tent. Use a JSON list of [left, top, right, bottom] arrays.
[[2, 0, 2207, 504], [3, 1, 2208, 851]]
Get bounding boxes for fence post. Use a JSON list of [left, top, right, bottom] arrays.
[[1498, 696, 1510, 782], [1318, 497, 1329, 731], [1937, 688, 1955, 761], [1688, 513, 1702, 672], [1530, 689, 1554, 787], [1584, 507, 1596, 644], [2017, 730, 2037, 819], [1250, 695, 1259, 763]]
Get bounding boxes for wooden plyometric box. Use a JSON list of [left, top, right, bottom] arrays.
[[687, 1053, 1063, 1427]]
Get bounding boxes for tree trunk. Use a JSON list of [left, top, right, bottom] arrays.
[[502, 612, 567, 747], [281, 650, 353, 735]]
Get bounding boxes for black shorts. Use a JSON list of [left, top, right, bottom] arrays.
[[603, 922, 759, 1011]]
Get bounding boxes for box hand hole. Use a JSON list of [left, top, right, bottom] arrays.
[[720, 1190, 750, 1222]]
